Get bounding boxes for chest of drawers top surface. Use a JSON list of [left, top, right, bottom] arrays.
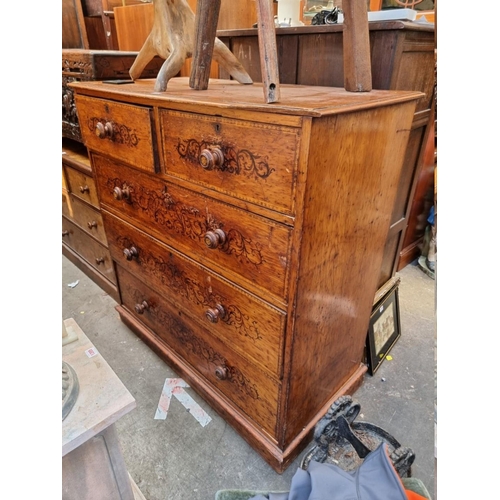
[[70, 77, 421, 117]]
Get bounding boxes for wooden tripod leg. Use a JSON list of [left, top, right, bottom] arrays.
[[342, 0, 372, 92], [189, 0, 221, 90], [255, 0, 280, 103]]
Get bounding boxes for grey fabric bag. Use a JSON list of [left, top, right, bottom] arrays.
[[250, 443, 408, 500]]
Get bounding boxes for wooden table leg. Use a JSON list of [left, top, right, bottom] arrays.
[[255, 0, 281, 103], [189, 0, 221, 90], [342, 0, 372, 92]]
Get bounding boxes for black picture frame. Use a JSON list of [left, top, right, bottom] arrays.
[[366, 286, 401, 375]]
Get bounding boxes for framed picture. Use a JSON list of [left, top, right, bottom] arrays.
[[366, 285, 401, 375]]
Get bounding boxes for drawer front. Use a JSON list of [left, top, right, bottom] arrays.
[[160, 110, 300, 214], [62, 193, 108, 245], [117, 265, 280, 436], [64, 165, 100, 207], [103, 211, 286, 377], [62, 217, 116, 281], [75, 95, 157, 173], [94, 154, 292, 300]]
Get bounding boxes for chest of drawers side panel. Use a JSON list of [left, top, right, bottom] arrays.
[[282, 100, 418, 446]]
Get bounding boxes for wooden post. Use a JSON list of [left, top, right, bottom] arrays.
[[342, 0, 372, 92], [255, 0, 281, 103], [189, 0, 222, 90]]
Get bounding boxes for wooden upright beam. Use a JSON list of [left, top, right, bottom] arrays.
[[342, 0, 372, 92], [189, 0, 222, 90], [255, 0, 280, 103]]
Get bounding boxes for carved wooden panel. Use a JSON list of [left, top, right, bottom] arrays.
[[104, 211, 286, 377], [93, 154, 293, 301]]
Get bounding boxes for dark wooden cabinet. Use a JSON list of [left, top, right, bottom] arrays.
[[71, 77, 421, 472], [217, 21, 436, 287]]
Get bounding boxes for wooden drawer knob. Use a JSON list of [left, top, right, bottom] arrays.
[[135, 300, 149, 314], [79, 185, 90, 194], [204, 228, 226, 249], [215, 365, 228, 380], [113, 185, 130, 201], [87, 220, 98, 230], [95, 121, 114, 139], [95, 257, 105, 265], [123, 246, 138, 260], [205, 304, 226, 323], [199, 147, 224, 170]]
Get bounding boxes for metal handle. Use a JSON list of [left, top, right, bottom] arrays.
[[80, 185, 90, 194], [95, 257, 105, 265], [87, 220, 98, 230], [62, 230, 70, 237]]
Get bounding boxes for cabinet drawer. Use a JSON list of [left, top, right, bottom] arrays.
[[75, 94, 157, 173], [94, 154, 292, 301], [103, 211, 286, 377], [64, 165, 100, 207], [160, 110, 300, 215], [117, 265, 280, 436], [62, 193, 108, 245], [62, 217, 115, 281]]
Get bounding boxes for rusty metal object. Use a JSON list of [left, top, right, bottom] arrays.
[[300, 396, 415, 478]]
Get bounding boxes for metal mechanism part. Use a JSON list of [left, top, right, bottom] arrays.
[[300, 395, 415, 477]]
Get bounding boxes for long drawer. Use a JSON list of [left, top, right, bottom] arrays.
[[62, 217, 115, 280], [62, 192, 108, 246], [159, 110, 300, 215], [74, 94, 158, 173], [116, 264, 280, 436], [103, 210, 286, 378], [93, 153, 293, 301]]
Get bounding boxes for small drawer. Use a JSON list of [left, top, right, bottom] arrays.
[[62, 217, 116, 281], [64, 165, 99, 207], [75, 94, 157, 173], [103, 211, 286, 378], [160, 110, 300, 215], [94, 154, 292, 301], [62, 193, 108, 245], [116, 264, 280, 436]]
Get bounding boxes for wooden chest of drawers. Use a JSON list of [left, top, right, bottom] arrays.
[[71, 77, 421, 472]]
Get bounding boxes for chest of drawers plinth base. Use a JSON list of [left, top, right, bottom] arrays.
[[71, 78, 421, 472]]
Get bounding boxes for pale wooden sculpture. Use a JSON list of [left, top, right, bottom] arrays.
[[129, 0, 252, 92]]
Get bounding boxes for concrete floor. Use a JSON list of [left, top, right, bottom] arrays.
[[62, 255, 436, 500]]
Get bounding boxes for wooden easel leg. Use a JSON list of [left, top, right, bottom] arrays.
[[189, 0, 222, 90], [342, 0, 372, 92], [255, 0, 280, 103]]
